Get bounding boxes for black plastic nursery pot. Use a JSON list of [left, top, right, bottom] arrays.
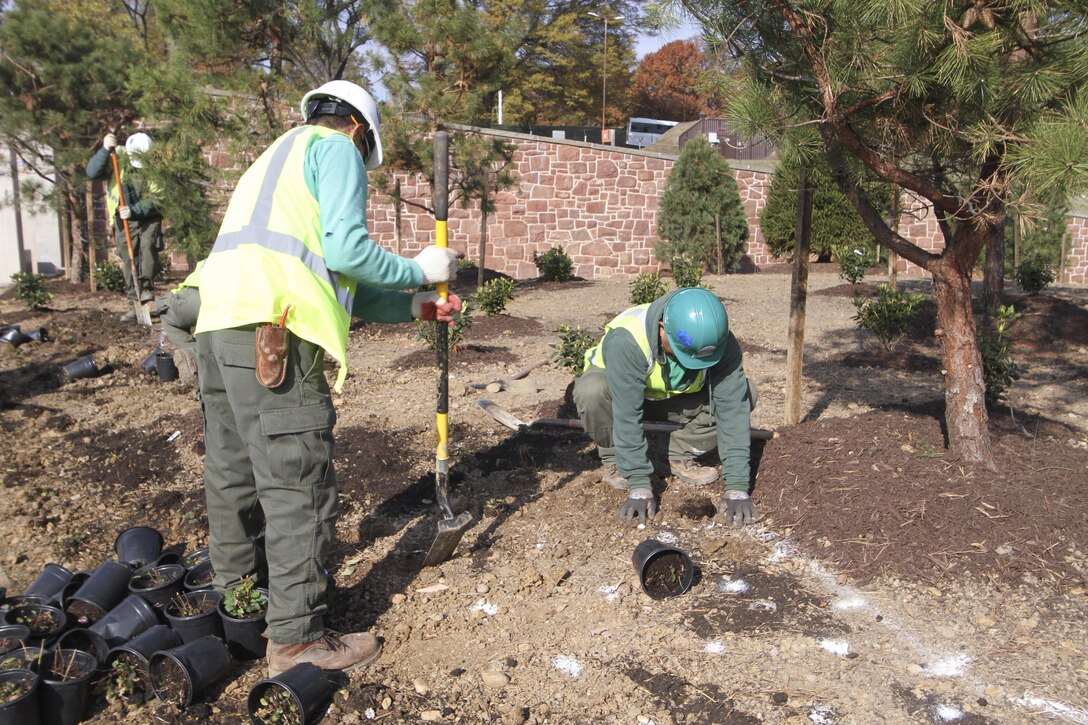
[[56, 593, 161, 665], [0, 646, 46, 673], [0, 626, 29, 656], [114, 526, 164, 568], [149, 635, 232, 708], [23, 563, 73, 604], [247, 663, 337, 725], [3, 603, 67, 646], [156, 351, 179, 382], [632, 539, 695, 600], [0, 595, 51, 609], [183, 561, 215, 592], [154, 548, 185, 567], [179, 547, 210, 571], [129, 564, 186, 610], [0, 328, 29, 347], [66, 561, 133, 626], [217, 589, 269, 660], [0, 668, 40, 725], [164, 590, 224, 644], [141, 347, 164, 375], [62, 355, 99, 380], [58, 572, 92, 611], [37, 649, 97, 725], [24, 327, 48, 343], [105, 624, 182, 704]]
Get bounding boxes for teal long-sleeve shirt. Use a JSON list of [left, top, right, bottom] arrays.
[[85, 146, 160, 220], [601, 293, 753, 492], [303, 131, 423, 322]]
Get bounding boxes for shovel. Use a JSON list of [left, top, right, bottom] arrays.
[[477, 399, 776, 440], [423, 129, 473, 568], [110, 150, 153, 326]]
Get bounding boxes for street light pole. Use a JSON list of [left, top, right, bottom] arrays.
[[588, 11, 622, 143]]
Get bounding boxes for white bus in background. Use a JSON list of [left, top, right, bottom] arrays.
[[625, 118, 680, 148]]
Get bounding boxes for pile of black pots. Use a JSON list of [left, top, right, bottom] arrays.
[[0, 526, 336, 724]]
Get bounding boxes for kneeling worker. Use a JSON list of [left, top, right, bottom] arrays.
[[155, 261, 202, 384], [573, 287, 759, 527]]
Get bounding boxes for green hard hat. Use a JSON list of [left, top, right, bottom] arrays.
[[662, 288, 729, 369]]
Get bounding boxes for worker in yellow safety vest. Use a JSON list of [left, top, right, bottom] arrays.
[[573, 288, 759, 527], [194, 80, 462, 678]]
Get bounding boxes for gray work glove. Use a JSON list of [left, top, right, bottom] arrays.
[[103, 132, 118, 151], [118, 205, 131, 220], [616, 487, 656, 527], [716, 490, 760, 527]]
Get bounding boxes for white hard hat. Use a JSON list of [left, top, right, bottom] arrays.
[[125, 132, 152, 168], [300, 80, 383, 170]]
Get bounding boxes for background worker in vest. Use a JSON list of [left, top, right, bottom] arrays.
[[194, 80, 462, 678], [573, 287, 759, 527], [86, 131, 164, 320], [155, 261, 202, 385]]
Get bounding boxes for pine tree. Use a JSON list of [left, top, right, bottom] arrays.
[[668, 0, 1088, 467], [760, 160, 890, 263], [656, 137, 748, 272]]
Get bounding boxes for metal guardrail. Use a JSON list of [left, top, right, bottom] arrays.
[[678, 118, 775, 160]]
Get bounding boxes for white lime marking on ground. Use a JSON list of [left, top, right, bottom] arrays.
[[718, 577, 749, 594], [552, 655, 582, 678], [705, 640, 725, 654], [934, 704, 963, 722], [471, 600, 498, 616], [819, 639, 850, 657], [598, 584, 620, 602]]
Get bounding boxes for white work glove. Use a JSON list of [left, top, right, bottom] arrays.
[[119, 205, 131, 220], [413, 246, 460, 285], [411, 291, 463, 326], [103, 133, 118, 151]]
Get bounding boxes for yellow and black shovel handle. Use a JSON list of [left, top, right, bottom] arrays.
[[433, 129, 453, 519]]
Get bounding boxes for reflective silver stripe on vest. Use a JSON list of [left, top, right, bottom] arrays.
[[251, 126, 311, 229], [214, 227, 355, 314], [211, 126, 354, 315]]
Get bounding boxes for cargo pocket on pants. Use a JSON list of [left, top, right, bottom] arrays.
[[260, 403, 336, 489]]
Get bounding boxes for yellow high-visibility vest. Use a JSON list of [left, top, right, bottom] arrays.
[[195, 125, 358, 392], [583, 305, 706, 400]]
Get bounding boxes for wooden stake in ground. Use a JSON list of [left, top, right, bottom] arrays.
[[85, 182, 97, 292], [784, 168, 813, 427]]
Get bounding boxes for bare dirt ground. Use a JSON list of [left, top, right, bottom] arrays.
[[1, 267, 1087, 725]]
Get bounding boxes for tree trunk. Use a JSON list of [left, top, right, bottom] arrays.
[[784, 168, 812, 426], [8, 146, 29, 274], [394, 180, 402, 255], [68, 184, 86, 285], [58, 173, 72, 278], [478, 181, 489, 290], [86, 182, 97, 291], [931, 254, 995, 470], [982, 222, 1005, 324]]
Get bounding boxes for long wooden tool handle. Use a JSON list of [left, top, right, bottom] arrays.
[[109, 152, 138, 275], [434, 129, 452, 518]]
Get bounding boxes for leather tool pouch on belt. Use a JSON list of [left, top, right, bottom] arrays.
[[255, 306, 291, 389]]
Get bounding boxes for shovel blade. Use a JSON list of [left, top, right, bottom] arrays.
[[423, 511, 473, 567]]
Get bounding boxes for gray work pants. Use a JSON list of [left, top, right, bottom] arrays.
[[573, 366, 758, 462], [155, 287, 200, 354], [114, 217, 163, 298], [196, 327, 337, 644]]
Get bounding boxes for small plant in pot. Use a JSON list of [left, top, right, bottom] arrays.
[[247, 663, 337, 725], [4, 603, 66, 644], [0, 667, 40, 722], [103, 653, 144, 704], [165, 590, 224, 643], [129, 564, 186, 609], [223, 576, 267, 619], [218, 576, 269, 660], [0, 625, 29, 656], [38, 649, 98, 725]]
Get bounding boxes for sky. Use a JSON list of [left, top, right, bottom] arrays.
[[635, 16, 701, 60]]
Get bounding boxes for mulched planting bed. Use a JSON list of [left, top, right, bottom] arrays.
[[760, 406, 1088, 590]]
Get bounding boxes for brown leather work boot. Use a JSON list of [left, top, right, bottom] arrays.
[[267, 631, 382, 678], [600, 462, 627, 490], [669, 458, 719, 486]]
